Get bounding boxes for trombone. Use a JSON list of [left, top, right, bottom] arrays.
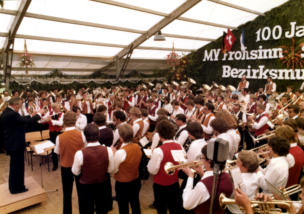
[[164, 160, 203, 175], [253, 131, 276, 143]]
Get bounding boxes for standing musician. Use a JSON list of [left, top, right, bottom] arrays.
[[182, 145, 233, 213], [193, 96, 204, 121], [45, 103, 64, 171], [123, 89, 135, 111], [112, 110, 127, 147], [201, 102, 215, 140], [72, 124, 115, 214], [129, 107, 145, 143], [186, 122, 207, 162], [54, 111, 86, 214], [72, 105, 87, 131], [232, 103, 247, 150], [80, 92, 94, 123], [93, 112, 113, 147], [148, 120, 185, 214], [248, 104, 270, 146], [237, 75, 249, 91], [174, 114, 190, 151], [264, 77, 276, 96], [113, 124, 143, 214]]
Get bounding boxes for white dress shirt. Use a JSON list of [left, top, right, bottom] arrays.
[[175, 124, 189, 146], [252, 112, 269, 130], [183, 171, 213, 210], [163, 103, 173, 115], [142, 117, 150, 136], [216, 132, 236, 160], [186, 139, 207, 161], [226, 129, 241, 158], [76, 113, 87, 131], [185, 107, 196, 119], [72, 142, 115, 175], [54, 127, 86, 154], [147, 140, 185, 175], [172, 106, 184, 118], [113, 143, 131, 173], [112, 122, 127, 146], [258, 156, 291, 194]]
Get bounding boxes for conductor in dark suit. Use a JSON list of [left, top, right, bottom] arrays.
[[0, 97, 43, 194]]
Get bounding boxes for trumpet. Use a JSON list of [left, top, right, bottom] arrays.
[[250, 144, 270, 153], [219, 193, 292, 214], [164, 160, 203, 175], [253, 131, 276, 143]]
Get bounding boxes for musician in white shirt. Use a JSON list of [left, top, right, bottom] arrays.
[[258, 136, 292, 194], [185, 100, 196, 120], [72, 105, 87, 131], [174, 114, 189, 147], [171, 100, 184, 119], [186, 122, 207, 161]]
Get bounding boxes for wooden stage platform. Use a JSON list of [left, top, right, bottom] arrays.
[[0, 177, 47, 214]]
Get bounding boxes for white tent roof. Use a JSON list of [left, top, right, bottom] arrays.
[[0, 0, 288, 77]]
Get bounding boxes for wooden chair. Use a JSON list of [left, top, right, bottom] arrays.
[[41, 130, 50, 140], [25, 131, 43, 170]]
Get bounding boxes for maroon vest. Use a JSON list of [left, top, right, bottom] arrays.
[[79, 146, 109, 184], [49, 112, 63, 132], [194, 172, 233, 214], [287, 145, 304, 187], [254, 113, 269, 136], [153, 142, 183, 186]]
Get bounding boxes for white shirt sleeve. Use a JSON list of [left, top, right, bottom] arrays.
[[76, 114, 87, 131], [114, 149, 126, 174], [151, 132, 160, 150], [253, 115, 268, 130], [246, 81, 249, 88], [54, 135, 60, 154], [112, 129, 119, 146], [51, 113, 64, 126], [81, 131, 87, 146], [147, 147, 163, 175], [176, 130, 189, 146], [272, 83, 276, 92], [107, 147, 115, 174], [72, 150, 83, 176], [300, 82, 304, 90], [183, 177, 210, 210]]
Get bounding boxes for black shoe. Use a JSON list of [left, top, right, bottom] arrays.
[[11, 188, 28, 194], [52, 165, 58, 171]]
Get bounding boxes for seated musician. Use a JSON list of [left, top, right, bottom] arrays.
[[113, 124, 142, 214], [147, 120, 185, 214], [193, 96, 205, 122], [258, 136, 292, 194], [275, 125, 304, 188], [71, 124, 115, 214], [185, 99, 196, 120], [171, 100, 184, 119], [182, 145, 233, 213], [227, 150, 262, 214], [288, 105, 300, 120]]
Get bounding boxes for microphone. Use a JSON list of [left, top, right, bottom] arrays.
[[207, 138, 229, 164]]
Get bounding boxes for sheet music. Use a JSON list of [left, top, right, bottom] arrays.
[[139, 136, 149, 147], [33, 140, 55, 154], [143, 149, 152, 158], [171, 150, 186, 163]]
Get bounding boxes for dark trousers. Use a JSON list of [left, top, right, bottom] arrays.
[[61, 167, 80, 214], [85, 114, 93, 124], [8, 149, 25, 193], [78, 181, 109, 214], [50, 131, 60, 168], [115, 178, 141, 214], [153, 182, 179, 214]]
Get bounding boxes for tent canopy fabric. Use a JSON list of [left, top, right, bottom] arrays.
[[0, 0, 288, 77]]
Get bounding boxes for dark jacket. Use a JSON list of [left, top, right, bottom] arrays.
[[0, 107, 41, 153]]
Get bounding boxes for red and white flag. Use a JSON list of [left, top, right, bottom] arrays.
[[223, 29, 236, 53]]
